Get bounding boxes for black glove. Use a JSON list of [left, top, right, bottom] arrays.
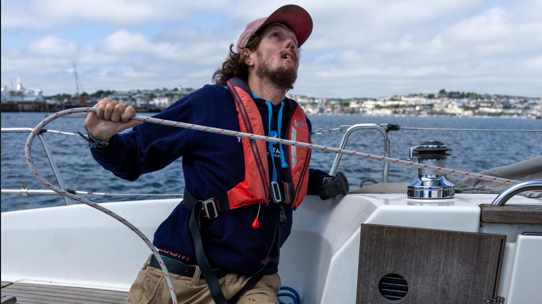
[[317, 172, 349, 200]]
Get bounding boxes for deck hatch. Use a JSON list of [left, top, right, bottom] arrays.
[[356, 224, 506, 304]]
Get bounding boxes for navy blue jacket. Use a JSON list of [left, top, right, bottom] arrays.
[[91, 84, 329, 276]]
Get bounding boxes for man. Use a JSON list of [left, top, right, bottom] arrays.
[[84, 4, 348, 304]]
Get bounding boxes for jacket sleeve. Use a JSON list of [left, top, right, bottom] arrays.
[[304, 116, 332, 194], [90, 95, 195, 181]]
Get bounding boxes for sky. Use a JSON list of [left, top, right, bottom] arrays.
[[1, 0, 541, 98]]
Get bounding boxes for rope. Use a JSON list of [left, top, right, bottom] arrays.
[[26, 108, 542, 303], [121, 110, 522, 186], [125, 111, 539, 194], [25, 108, 179, 304], [278, 286, 301, 304]]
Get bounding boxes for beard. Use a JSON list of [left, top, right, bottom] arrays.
[[255, 51, 298, 92]]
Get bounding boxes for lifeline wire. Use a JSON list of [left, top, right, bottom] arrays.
[[26, 108, 541, 303], [1, 188, 183, 196], [312, 126, 542, 135], [399, 127, 542, 132]]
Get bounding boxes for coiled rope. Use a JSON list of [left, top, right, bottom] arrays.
[[26, 108, 541, 303]]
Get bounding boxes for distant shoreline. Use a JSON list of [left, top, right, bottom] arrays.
[[0, 102, 163, 113], [2, 111, 539, 120], [1, 101, 540, 119]]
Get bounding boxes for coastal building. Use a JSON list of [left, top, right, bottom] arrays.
[[2, 80, 538, 117], [1, 79, 44, 103]]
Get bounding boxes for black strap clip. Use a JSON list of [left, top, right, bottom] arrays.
[[201, 198, 219, 219]]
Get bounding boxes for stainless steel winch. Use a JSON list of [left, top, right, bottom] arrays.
[[407, 140, 455, 199]]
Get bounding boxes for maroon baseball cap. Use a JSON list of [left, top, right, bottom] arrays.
[[236, 4, 313, 52]]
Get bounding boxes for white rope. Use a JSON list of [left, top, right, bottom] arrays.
[[26, 108, 179, 304], [125, 109, 540, 195], [26, 108, 542, 303], [128, 111, 522, 186]]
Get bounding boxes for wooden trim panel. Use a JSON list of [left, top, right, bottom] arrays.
[[480, 204, 542, 224], [357, 224, 506, 304], [1, 283, 128, 304]]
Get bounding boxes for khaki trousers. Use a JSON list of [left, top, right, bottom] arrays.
[[126, 255, 281, 304]]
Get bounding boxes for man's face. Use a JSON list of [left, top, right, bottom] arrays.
[[250, 23, 300, 91]]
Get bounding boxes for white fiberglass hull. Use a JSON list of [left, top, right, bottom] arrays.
[[1, 193, 541, 303]]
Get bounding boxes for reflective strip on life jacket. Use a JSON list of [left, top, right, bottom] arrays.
[[288, 106, 311, 208]]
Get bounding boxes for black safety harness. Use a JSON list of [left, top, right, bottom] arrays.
[[183, 189, 287, 304]]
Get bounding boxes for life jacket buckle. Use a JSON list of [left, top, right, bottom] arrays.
[[271, 181, 282, 203], [201, 198, 218, 219]]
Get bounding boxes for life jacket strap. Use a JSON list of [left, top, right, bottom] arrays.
[[183, 188, 230, 304], [183, 188, 284, 304], [199, 192, 230, 219], [199, 181, 292, 220], [284, 181, 292, 205], [276, 181, 292, 206]]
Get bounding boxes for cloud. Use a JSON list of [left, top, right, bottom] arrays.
[[97, 29, 229, 65], [1, 0, 541, 97], [292, 0, 542, 97], [25, 35, 78, 56], [1, 30, 222, 94], [1, 0, 229, 30], [98, 30, 151, 54]]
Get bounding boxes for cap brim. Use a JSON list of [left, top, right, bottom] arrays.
[[260, 5, 313, 48]]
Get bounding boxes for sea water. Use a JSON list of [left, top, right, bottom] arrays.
[[2, 112, 541, 212]]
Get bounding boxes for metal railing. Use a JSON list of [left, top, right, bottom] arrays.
[[2, 128, 72, 205], [491, 180, 542, 206], [328, 124, 391, 183]]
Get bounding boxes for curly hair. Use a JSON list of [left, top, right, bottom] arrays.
[[212, 30, 263, 85]]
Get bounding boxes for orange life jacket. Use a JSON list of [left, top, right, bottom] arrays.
[[206, 77, 311, 214]]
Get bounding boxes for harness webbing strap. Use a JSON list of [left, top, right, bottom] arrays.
[[184, 189, 229, 304], [183, 188, 284, 304], [229, 218, 282, 304], [203, 192, 230, 219]]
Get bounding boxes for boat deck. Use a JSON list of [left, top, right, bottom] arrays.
[[1, 281, 128, 304]]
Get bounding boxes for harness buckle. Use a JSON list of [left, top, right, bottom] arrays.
[[271, 181, 282, 203], [201, 198, 218, 219]]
